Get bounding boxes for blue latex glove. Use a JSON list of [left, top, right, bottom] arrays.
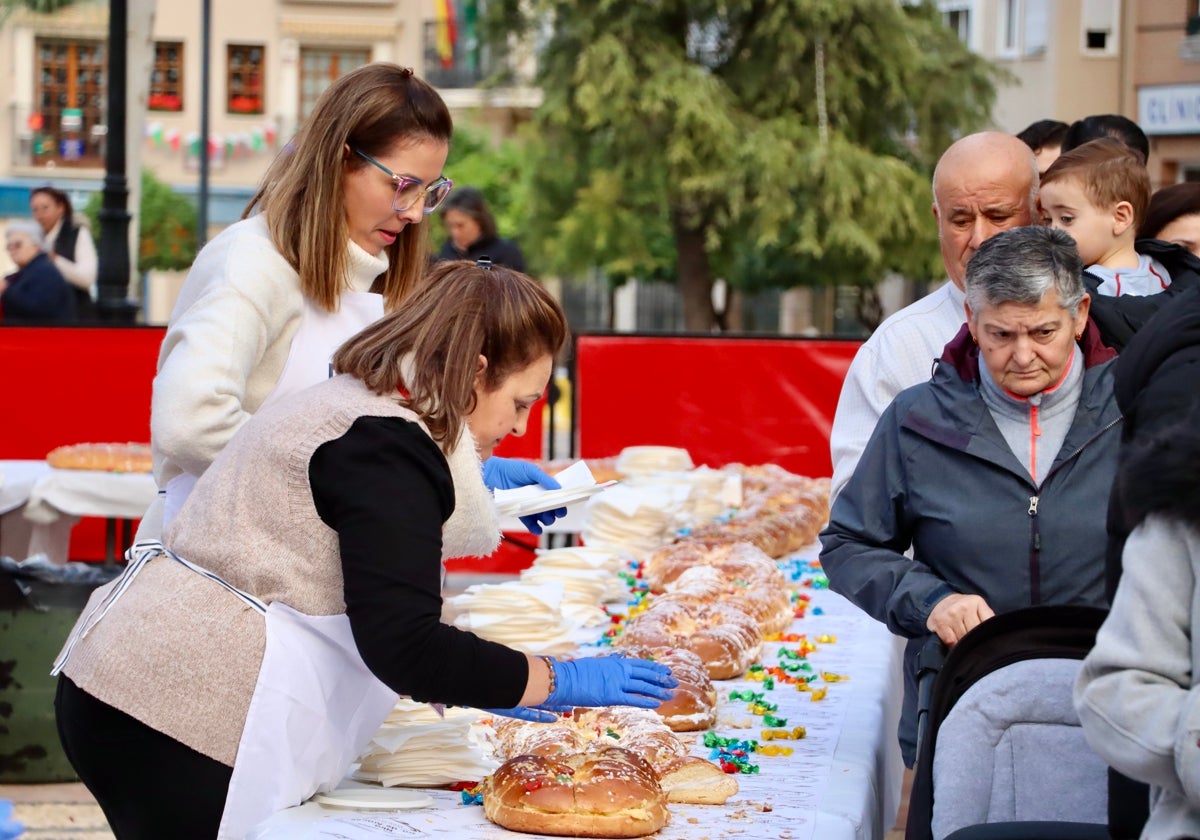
[[482, 457, 568, 535], [481, 706, 560, 724], [0, 799, 23, 840], [542, 655, 678, 710]]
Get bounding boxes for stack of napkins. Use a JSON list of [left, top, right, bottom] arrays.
[[354, 699, 498, 787], [525, 546, 628, 603], [582, 483, 693, 560], [443, 579, 582, 656], [621, 465, 739, 527], [519, 546, 627, 629]]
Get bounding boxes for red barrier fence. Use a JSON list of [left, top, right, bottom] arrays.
[[573, 333, 861, 479], [2, 328, 861, 566], [1, 326, 164, 560], [1, 326, 543, 565]]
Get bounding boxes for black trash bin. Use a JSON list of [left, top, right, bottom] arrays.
[[0, 557, 119, 782]]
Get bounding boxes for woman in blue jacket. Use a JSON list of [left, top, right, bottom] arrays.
[[820, 225, 1121, 767], [2, 221, 76, 324]]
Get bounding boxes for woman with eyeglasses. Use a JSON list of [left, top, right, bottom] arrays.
[[144, 63, 562, 538]]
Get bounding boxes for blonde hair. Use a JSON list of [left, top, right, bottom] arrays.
[[333, 260, 568, 451], [244, 63, 453, 313]]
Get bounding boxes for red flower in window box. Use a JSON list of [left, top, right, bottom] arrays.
[[148, 92, 181, 111], [229, 95, 262, 114]]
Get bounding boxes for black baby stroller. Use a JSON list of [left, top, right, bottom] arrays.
[[905, 604, 1110, 840]]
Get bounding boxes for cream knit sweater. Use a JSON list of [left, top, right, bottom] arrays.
[[61, 375, 499, 767], [150, 214, 388, 488]]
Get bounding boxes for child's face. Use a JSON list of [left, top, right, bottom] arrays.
[[1038, 177, 1121, 266]]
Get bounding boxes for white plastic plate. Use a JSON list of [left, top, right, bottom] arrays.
[[494, 480, 619, 517], [311, 788, 434, 810]]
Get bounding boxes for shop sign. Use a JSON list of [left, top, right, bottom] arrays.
[[61, 108, 84, 131], [1138, 84, 1200, 135]]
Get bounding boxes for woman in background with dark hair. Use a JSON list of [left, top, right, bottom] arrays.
[[436, 186, 527, 271], [1139, 182, 1200, 258], [30, 186, 97, 320], [1016, 118, 1069, 175], [1060, 114, 1150, 162]]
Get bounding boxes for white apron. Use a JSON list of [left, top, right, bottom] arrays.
[[53, 541, 398, 840], [162, 291, 385, 530]]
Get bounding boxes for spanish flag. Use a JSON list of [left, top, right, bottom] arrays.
[[436, 0, 457, 69]]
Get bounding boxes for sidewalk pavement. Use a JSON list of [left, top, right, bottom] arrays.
[[0, 783, 113, 840]]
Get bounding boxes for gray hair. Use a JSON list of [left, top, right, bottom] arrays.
[[6, 220, 46, 250], [964, 226, 1086, 318]]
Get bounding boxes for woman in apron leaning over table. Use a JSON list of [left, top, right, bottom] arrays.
[[52, 259, 679, 840], [143, 61, 563, 542]]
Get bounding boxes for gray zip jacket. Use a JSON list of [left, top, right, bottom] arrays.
[[820, 323, 1121, 762]]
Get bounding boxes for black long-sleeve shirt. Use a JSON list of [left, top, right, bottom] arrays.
[[309, 415, 528, 708]]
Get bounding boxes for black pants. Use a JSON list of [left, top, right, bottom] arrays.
[[55, 676, 233, 839]]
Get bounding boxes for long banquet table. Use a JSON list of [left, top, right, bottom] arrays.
[[250, 550, 907, 840]]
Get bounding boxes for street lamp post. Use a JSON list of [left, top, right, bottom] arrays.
[[95, 0, 137, 323]]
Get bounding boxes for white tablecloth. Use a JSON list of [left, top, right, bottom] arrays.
[[0, 460, 157, 563], [250, 570, 906, 840], [0, 460, 51, 516]]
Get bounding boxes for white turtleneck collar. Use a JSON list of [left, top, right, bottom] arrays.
[[345, 239, 389, 293]]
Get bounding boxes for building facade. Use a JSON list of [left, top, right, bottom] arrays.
[[938, 0, 1200, 188], [0, 0, 538, 216]]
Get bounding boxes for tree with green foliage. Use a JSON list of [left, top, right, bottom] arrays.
[[438, 122, 535, 259], [485, 0, 1004, 331], [85, 169, 197, 273], [0, 0, 78, 27]]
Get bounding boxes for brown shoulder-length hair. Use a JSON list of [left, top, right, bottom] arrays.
[[332, 260, 567, 452], [244, 63, 453, 313]]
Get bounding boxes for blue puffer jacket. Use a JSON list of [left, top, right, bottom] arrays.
[[819, 321, 1122, 763], [1, 252, 76, 324]]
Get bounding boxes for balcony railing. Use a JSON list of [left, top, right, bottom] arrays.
[[422, 20, 499, 89]]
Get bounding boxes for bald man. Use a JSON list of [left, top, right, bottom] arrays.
[[828, 132, 1038, 500]]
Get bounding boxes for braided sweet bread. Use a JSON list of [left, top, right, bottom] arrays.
[[46, 442, 152, 473], [483, 746, 669, 838]]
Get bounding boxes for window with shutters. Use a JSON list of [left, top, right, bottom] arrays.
[[32, 38, 106, 167]]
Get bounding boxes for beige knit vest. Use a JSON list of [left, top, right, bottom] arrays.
[[166, 373, 500, 612], [61, 374, 500, 765]]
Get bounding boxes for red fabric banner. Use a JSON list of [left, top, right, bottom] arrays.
[[574, 334, 862, 479]]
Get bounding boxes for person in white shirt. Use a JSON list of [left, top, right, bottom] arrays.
[[828, 132, 1038, 501]]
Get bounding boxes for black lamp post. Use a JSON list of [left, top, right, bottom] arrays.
[[197, 0, 210, 249], [95, 0, 138, 323]]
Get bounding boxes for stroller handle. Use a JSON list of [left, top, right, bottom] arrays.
[[914, 634, 948, 762]]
